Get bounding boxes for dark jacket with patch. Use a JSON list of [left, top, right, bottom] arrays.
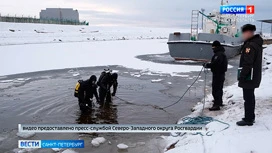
[[78, 79, 99, 102], [205, 46, 228, 74], [98, 72, 118, 94], [238, 34, 263, 89]]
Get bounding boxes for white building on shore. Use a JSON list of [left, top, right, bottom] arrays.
[[40, 8, 79, 22]]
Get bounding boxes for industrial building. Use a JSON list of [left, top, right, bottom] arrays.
[[40, 8, 79, 22]]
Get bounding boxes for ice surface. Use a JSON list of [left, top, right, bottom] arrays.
[[130, 72, 142, 78], [16, 132, 35, 138], [151, 79, 164, 83], [91, 137, 106, 147], [62, 149, 78, 153], [91, 139, 100, 147], [13, 148, 38, 153], [0, 39, 202, 76], [12, 148, 21, 153], [137, 142, 146, 146], [0, 22, 185, 46], [52, 148, 61, 152], [0, 135, 6, 142], [0, 80, 14, 83], [0, 22, 199, 76], [94, 137, 106, 144], [117, 143, 129, 150], [171, 73, 189, 77]]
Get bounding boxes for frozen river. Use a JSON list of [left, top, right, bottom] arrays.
[[0, 39, 239, 153]]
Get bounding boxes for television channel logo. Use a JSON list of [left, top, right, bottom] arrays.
[[18, 140, 41, 149], [18, 140, 84, 149], [220, 5, 255, 14]]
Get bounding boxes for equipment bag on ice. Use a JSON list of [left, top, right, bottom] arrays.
[[74, 80, 83, 97]]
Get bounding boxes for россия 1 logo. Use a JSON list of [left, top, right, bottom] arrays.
[[220, 5, 255, 14]]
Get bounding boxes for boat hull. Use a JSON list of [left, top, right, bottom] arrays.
[[167, 41, 241, 61]]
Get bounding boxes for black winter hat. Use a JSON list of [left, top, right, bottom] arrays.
[[90, 75, 97, 82], [212, 40, 221, 47], [112, 73, 118, 80], [241, 24, 256, 33]]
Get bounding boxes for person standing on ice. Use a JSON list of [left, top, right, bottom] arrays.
[[74, 75, 100, 111], [204, 40, 228, 111], [97, 69, 118, 105], [236, 24, 263, 126]]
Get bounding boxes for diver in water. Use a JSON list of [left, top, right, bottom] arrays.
[[97, 69, 118, 105], [74, 75, 99, 111]]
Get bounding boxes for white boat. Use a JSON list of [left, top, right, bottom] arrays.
[[167, 0, 242, 61]]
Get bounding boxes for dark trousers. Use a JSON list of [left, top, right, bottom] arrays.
[[212, 73, 225, 106], [99, 88, 111, 104], [78, 92, 92, 111], [78, 98, 92, 111], [243, 88, 255, 121]]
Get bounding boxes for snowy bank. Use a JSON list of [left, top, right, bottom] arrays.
[[164, 45, 272, 153], [0, 22, 186, 46]]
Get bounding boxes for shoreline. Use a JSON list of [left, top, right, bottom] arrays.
[[163, 45, 272, 153]]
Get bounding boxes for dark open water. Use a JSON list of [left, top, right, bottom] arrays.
[[0, 55, 239, 153]]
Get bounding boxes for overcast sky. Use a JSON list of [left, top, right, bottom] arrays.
[[0, 0, 271, 31]]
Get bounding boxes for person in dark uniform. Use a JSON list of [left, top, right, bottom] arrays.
[[97, 69, 118, 105], [75, 75, 99, 111], [110, 73, 118, 97], [204, 40, 228, 111], [236, 24, 263, 126]]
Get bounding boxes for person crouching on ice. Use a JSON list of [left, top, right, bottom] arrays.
[[97, 69, 118, 105], [204, 40, 228, 111], [74, 75, 99, 111]]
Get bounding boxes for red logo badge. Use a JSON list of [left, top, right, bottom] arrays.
[[246, 5, 255, 14]]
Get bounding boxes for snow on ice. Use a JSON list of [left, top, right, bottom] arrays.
[[171, 73, 189, 77], [0, 22, 185, 46], [91, 137, 106, 147], [0, 22, 200, 76], [16, 132, 35, 138], [91, 139, 100, 147], [0, 40, 202, 76], [151, 79, 164, 83], [164, 45, 272, 153], [167, 82, 172, 85], [61, 149, 78, 153], [51, 148, 62, 152], [117, 143, 129, 150], [94, 137, 106, 144]]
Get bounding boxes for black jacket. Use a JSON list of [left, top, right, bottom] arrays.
[[206, 46, 228, 74], [78, 79, 99, 102], [238, 34, 263, 89], [98, 72, 118, 94]]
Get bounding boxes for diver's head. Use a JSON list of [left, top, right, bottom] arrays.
[[90, 75, 97, 84], [112, 73, 118, 80], [104, 68, 112, 74]]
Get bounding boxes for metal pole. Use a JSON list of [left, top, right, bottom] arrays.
[[201, 9, 205, 30], [271, 24, 272, 37], [261, 22, 263, 36], [202, 68, 207, 116]]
